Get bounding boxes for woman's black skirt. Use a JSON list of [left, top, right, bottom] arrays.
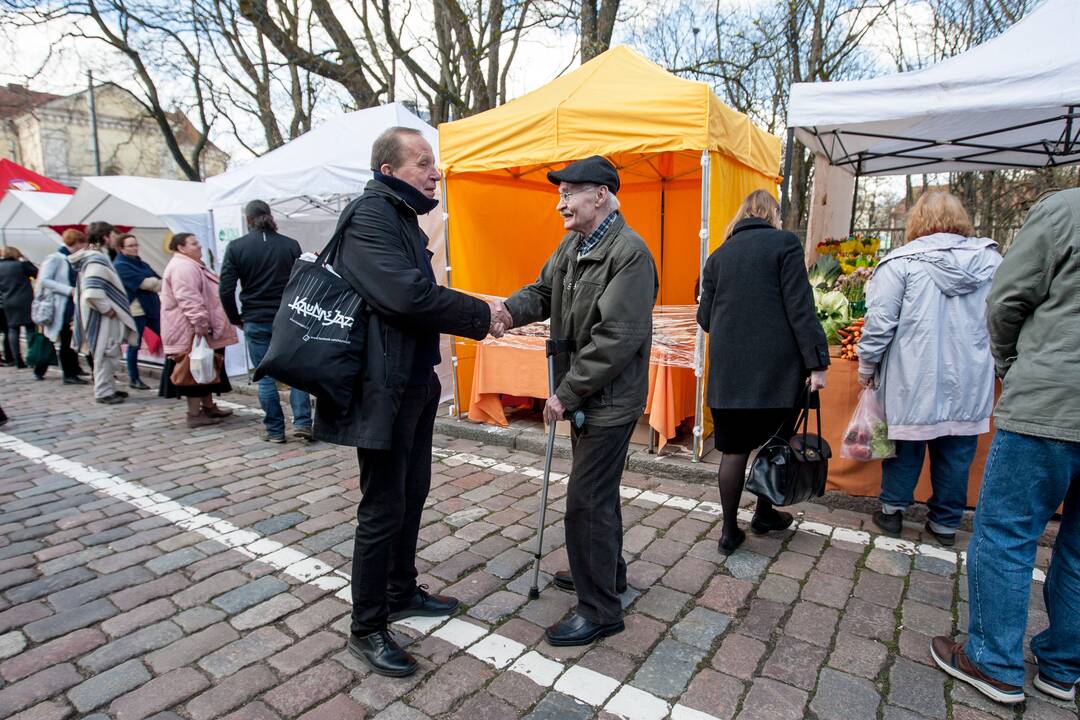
[[710, 407, 798, 454]]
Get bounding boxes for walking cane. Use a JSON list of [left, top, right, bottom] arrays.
[[529, 339, 584, 600]]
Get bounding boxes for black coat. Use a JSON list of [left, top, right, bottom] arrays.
[[697, 218, 829, 409], [313, 180, 490, 449], [0, 258, 38, 326], [219, 229, 302, 325]]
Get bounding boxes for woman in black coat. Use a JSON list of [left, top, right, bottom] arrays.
[[697, 190, 830, 554], [0, 246, 38, 368]]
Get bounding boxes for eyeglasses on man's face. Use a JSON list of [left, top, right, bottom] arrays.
[[558, 186, 598, 203]]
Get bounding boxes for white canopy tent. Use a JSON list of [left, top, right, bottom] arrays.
[[44, 176, 213, 274], [0, 191, 71, 264], [786, 0, 1080, 248]]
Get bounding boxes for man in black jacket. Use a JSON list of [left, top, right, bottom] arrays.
[[315, 127, 498, 677], [219, 201, 312, 443]]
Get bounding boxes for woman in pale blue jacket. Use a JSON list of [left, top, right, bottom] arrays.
[[33, 229, 89, 383], [857, 191, 1001, 546]]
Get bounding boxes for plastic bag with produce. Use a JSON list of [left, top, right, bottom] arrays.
[[840, 389, 896, 460]]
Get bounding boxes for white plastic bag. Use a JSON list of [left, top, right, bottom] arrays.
[[189, 336, 216, 385], [840, 388, 896, 460]]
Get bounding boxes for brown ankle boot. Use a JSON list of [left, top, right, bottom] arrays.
[[186, 410, 223, 428]]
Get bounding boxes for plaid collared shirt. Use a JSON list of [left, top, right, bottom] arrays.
[[576, 211, 618, 258]]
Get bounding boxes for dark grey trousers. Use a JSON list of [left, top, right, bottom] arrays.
[[566, 419, 635, 624]]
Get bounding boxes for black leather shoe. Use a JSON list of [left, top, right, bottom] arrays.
[[924, 521, 956, 547], [872, 509, 902, 537], [718, 528, 746, 556], [112, 390, 129, 399], [387, 585, 459, 622], [129, 379, 152, 390], [545, 613, 624, 647], [347, 630, 418, 677], [96, 394, 125, 405], [750, 510, 794, 535], [552, 570, 627, 594], [63, 376, 89, 385]]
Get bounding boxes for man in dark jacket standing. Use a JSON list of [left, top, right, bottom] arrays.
[[495, 156, 659, 646], [315, 127, 496, 677], [219, 201, 312, 442]]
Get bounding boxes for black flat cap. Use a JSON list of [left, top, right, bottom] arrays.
[[547, 155, 620, 194]]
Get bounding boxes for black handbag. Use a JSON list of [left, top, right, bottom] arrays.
[[746, 391, 831, 507], [252, 223, 367, 412]]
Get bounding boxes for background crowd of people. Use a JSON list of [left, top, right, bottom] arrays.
[[0, 203, 307, 440]]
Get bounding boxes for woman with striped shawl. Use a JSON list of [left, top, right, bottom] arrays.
[[68, 234, 139, 404]]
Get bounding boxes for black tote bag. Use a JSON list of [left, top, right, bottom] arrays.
[[253, 226, 366, 412], [746, 390, 831, 507]]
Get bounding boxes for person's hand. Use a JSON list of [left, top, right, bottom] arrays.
[[489, 299, 513, 338], [543, 394, 566, 425], [858, 372, 877, 389], [808, 369, 828, 392], [104, 308, 117, 318]]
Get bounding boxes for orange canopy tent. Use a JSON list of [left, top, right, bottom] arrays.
[[438, 46, 782, 457]]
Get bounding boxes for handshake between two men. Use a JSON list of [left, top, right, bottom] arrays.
[[482, 297, 566, 424]]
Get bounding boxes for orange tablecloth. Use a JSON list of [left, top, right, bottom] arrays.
[[822, 358, 995, 506], [467, 337, 696, 449]]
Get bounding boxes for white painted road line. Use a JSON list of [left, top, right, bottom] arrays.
[[0, 431, 350, 591]]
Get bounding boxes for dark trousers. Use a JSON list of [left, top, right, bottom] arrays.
[[58, 323, 80, 378], [350, 372, 440, 635], [127, 315, 160, 382], [566, 419, 634, 624], [0, 311, 11, 363], [6, 321, 33, 368]]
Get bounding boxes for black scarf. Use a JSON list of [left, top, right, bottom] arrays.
[[374, 171, 439, 215]]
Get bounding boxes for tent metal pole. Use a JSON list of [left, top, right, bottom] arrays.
[[780, 127, 795, 222], [692, 150, 710, 463], [848, 159, 862, 236], [441, 176, 462, 421]]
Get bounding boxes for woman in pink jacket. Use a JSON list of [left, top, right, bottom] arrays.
[[159, 233, 238, 427]]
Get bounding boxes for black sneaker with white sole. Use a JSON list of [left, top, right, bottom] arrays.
[[1034, 670, 1077, 701]]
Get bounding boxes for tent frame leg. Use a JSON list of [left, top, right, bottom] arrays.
[[692, 150, 710, 463], [780, 127, 795, 223], [441, 177, 463, 421]]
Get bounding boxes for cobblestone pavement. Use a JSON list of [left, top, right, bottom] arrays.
[[0, 368, 1075, 720]]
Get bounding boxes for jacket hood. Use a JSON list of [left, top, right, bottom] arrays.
[[881, 233, 1000, 297]]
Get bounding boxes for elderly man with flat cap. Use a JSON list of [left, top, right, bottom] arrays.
[[492, 155, 658, 645]]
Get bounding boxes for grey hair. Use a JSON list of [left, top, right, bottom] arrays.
[[371, 126, 424, 172], [604, 191, 620, 212]]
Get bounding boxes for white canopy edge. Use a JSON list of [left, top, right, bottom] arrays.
[[206, 103, 438, 206], [788, 0, 1080, 176], [0, 191, 72, 230], [43, 176, 212, 273]]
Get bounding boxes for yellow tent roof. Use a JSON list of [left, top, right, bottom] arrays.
[[439, 45, 781, 180]]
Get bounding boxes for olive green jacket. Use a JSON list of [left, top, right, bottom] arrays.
[[986, 188, 1080, 442], [505, 213, 658, 427]]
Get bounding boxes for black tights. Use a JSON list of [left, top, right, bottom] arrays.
[[716, 452, 776, 538]]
